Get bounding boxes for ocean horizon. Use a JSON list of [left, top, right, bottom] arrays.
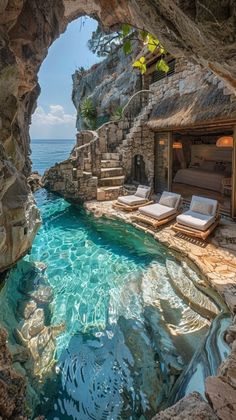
[[31, 138, 75, 175]]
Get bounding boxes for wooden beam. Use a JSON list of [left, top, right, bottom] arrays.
[[232, 125, 236, 218], [167, 132, 173, 191]]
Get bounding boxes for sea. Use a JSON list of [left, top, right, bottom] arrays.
[[31, 138, 75, 175]]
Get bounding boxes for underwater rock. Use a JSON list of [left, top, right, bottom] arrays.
[[0, 328, 27, 418], [144, 306, 184, 385], [205, 376, 236, 420], [218, 347, 236, 389], [168, 313, 231, 405], [141, 261, 209, 361], [18, 308, 45, 340], [118, 316, 165, 415], [34, 261, 47, 273], [166, 260, 219, 319], [153, 392, 217, 419], [30, 285, 53, 304], [17, 299, 37, 319], [8, 342, 29, 363], [27, 323, 65, 379]]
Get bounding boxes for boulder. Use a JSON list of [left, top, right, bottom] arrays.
[[205, 376, 236, 419], [153, 392, 217, 419]]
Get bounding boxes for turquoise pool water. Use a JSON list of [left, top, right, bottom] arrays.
[[0, 189, 212, 419]]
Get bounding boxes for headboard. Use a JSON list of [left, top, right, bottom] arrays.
[[191, 144, 232, 163]]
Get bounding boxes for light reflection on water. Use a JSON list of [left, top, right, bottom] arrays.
[[0, 190, 217, 419]]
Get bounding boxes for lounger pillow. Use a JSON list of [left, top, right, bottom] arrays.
[[135, 186, 150, 199], [159, 194, 178, 209], [191, 200, 213, 216]]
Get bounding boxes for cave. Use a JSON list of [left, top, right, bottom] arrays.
[[1, 0, 236, 272], [1, 1, 236, 419]]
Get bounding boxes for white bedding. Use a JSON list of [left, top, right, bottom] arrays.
[[173, 168, 225, 192]]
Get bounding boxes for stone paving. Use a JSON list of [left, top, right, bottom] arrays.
[[84, 200, 236, 419]]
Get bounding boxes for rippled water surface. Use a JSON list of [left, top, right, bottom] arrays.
[[1, 189, 213, 419]]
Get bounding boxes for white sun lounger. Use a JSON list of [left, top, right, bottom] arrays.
[[112, 185, 153, 211], [132, 191, 182, 228], [173, 195, 220, 240]]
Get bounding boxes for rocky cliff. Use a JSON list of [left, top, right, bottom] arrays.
[[72, 44, 141, 131]]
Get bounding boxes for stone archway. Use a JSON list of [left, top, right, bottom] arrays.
[[0, 0, 236, 271]]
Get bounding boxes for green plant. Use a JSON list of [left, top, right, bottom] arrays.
[[79, 98, 97, 130], [87, 23, 169, 75], [111, 106, 123, 121], [120, 25, 169, 75]]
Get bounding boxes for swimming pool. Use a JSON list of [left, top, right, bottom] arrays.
[[0, 189, 220, 419]]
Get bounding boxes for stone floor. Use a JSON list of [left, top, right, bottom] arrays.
[[84, 200, 236, 419]]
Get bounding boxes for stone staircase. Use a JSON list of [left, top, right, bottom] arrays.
[[97, 153, 125, 201], [43, 90, 155, 203], [96, 92, 154, 201]]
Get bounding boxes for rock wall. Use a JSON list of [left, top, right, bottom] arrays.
[[0, 328, 27, 418], [72, 43, 141, 131]]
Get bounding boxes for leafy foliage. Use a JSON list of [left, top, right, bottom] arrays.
[[111, 106, 123, 121], [88, 24, 122, 57], [87, 23, 169, 75], [132, 57, 146, 75], [121, 24, 169, 75], [79, 98, 97, 130]]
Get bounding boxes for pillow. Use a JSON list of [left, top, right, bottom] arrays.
[[135, 186, 150, 199], [201, 160, 215, 171], [190, 157, 204, 167], [159, 194, 178, 208], [191, 200, 213, 216]]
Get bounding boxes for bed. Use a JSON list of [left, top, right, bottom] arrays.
[[173, 144, 232, 193], [173, 167, 226, 192]]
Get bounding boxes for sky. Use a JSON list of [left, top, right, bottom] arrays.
[[30, 17, 99, 140]]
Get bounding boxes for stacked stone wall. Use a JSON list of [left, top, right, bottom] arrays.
[[121, 126, 155, 187]]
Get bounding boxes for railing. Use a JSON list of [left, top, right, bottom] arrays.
[[70, 90, 154, 175], [122, 90, 153, 127], [72, 130, 101, 178]]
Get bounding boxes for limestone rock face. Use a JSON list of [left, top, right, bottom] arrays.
[[153, 392, 218, 419], [28, 171, 42, 192], [0, 328, 26, 418], [205, 376, 236, 420], [72, 43, 141, 131]]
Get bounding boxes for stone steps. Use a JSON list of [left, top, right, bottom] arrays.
[[165, 259, 219, 319], [101, 152, 120, 161], [101, 159, 120, 168], [100, 167, 123, 178], [98, 175, 125, 187], [97, 186, 123, 201]]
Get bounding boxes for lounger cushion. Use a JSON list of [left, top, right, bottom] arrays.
[[135, 185, 150, 199], [177, 210, 215, 231], [139, 203, 176, 220], [191, 200, 213, 216], [159, 191, 181, 209], [190, 196, 218, 217], [118, 195, 147, 206]]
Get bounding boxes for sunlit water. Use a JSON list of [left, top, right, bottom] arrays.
[[31, 139, 75, 175], [0, 189, 213, 419]]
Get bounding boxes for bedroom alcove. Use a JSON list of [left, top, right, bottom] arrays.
[[171, 128, 234, 217], [154, 127, 236, 218]]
